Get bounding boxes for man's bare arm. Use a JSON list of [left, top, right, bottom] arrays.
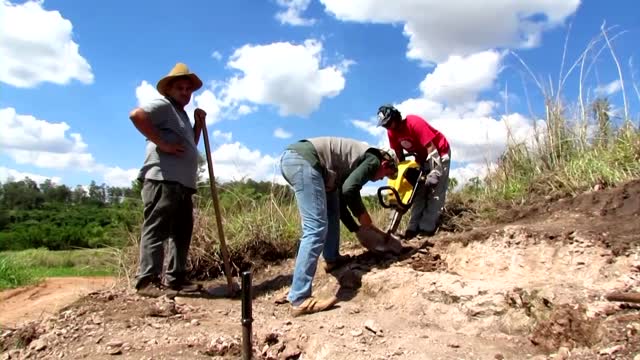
[[129, 108, 184, 155]]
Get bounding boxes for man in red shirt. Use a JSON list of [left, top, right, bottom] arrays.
[[376, 104, 452, 239]]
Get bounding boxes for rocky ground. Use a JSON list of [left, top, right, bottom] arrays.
[[1, 180, 640, 359]]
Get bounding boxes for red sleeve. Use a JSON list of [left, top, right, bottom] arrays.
[[388, 129, 404, 160], [408, 115, 435, 147]]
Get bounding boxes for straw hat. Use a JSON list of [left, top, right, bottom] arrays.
[[156, 62, 203, 96]]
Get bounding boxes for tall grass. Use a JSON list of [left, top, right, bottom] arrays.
[[120, 183, 391, 283], [455, 24, 640, 207], [0, 255, 36, 290]]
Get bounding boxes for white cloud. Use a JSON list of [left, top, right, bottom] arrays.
[[275, 0, 315, 26], [211, 51, 223, 60], [319, 0, 580, 64], [222, 39, 350, 117], [351, 47, 543, 168], [0, 0, 93, 88], [209, 142, 283, 183], [135, 80, 162, 106], [354, 99, 536, 164], [193, 88, 225, 124], [102, 167, 138, 187], [135, 39, 350, 121], [0, 166, 61, 184], [594, 79, 622, 97], [399, 100, 544, 163], [212, 130, 233, 142], [273, 128, 292, 139], [0, 107, 143, 187], [6, 149, 97, 170], [0, 107, 88, 153], [419, 50, 503, 104], [0, 107, 97, 170], [448, 162, 497, 190]]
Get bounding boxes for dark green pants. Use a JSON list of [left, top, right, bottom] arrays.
[[135, 179, 195, 288]]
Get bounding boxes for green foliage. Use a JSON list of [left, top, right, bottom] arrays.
[[0, 255, 38, 290], [0, 178, 142, 251], [0, 248, 118, 289]]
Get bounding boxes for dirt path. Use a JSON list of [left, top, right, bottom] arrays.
[[0, 276, 116, 328]]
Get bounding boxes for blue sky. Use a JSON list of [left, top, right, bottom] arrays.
[[1, 0, 639, 192]]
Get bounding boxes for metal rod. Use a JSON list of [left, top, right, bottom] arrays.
[[241, 271, 253, 360]]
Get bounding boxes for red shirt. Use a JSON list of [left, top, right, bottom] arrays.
[[388, 114, 450, 163]]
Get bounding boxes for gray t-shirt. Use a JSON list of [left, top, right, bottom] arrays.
[[136, 97, 199, 191]]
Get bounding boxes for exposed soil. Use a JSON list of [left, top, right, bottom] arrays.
[[0, 276, 116, 328], [1, 180, 639, 359]]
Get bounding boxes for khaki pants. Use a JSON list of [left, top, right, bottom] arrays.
[[407, 152, 451, 235]]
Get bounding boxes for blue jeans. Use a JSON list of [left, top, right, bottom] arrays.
[[280, 149, 341, 306]]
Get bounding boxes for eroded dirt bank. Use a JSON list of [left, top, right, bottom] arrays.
[[1, 181, 639, 359]]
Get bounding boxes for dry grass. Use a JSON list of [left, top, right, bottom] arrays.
[[452, 24, 640, 214]]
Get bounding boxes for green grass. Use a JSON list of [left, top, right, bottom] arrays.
[[0, 256, 36, 290], [0, 248, 118, 290]]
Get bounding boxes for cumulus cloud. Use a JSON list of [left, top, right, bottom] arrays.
[[0, 107, 97, 170], [0, 0, 93, 88], [208, 142, 284, 184], [0, 107, 139, 187], [102, 167, 138, 188], [450, 162, 497, 187], [212, 130, 233, 142], [0, 166, 62, 184], [275, 0, 315, 26], [366, 50, 541, 165], [0, 107, 88, 154], [135, 38, 349, 122], [319, 0, 580, 64], [351, 46, 546, 187], [273, 128, 292, 139], [419, 50, 503, 104], [222, 39, 350, 117], [399, 101, 544, 163]]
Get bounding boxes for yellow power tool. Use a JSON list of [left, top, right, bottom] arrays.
[[376, 155, 425, 237]]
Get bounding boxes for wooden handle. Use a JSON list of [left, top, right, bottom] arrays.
[[200, 117, 236, 296], [605, 291, 640, 304]]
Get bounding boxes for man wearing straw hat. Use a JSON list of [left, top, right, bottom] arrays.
[[129, 62, 206, 297]]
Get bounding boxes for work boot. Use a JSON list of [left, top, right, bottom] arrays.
[[290, 295, 338, 317], [165, 279, 202, 293], [323, 254, 353, 273], [136, 278, 171, 298], [403, 229, 418, 240]]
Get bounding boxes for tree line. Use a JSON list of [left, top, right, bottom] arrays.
[[0, 174, 294, 251]]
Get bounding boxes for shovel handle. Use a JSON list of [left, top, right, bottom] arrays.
[[199, 114, 236, 295]]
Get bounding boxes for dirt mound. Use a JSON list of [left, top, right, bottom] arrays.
[[497, 178, 640, 223], [529, 303, 601, 351]]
